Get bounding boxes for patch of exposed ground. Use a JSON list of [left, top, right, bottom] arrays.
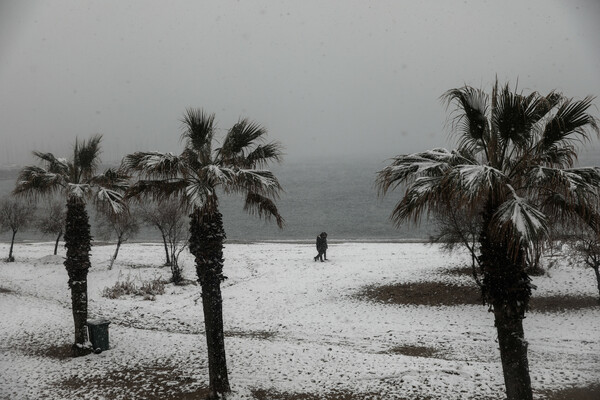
[[24, 343, 73, 360], [0, 286, 13, 293], [358, 282, 600, 312], [382, 344, 438, 358], [444, 265, 479, 278], [530, 296, 599, 312], [539, 383, 600, 400], [225, 329, 276, 340], [358, 282, 481, 307], [251, 389, 388, 400], [54, 364, 208, 400]]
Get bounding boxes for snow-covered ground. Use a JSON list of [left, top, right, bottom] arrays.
[[0, 241, 599, 399]]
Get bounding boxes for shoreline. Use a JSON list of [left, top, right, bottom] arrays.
[[1, 237, 432, 246]]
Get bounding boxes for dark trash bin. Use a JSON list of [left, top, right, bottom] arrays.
[[87, 318, 110, 353]]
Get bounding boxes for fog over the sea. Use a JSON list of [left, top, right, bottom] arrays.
[[1, 0, 599, 166]]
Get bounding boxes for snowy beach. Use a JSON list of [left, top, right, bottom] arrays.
[[1, 241, 599, 399]]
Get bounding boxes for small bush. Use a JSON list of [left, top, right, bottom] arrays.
[[102, 274, 165, 300]]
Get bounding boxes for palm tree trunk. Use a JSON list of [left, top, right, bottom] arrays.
[[189, 208, 230, 397], [479, 202, 533, 400], [64, 196, 92, 357], [8, 230, 16, 262], [54, 231, 62, 255], [494, 304, 532, 400]]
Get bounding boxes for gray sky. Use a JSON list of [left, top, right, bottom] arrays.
[[1, 0, 599, 165]]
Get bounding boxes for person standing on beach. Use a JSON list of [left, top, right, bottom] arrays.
[[314, 232, 328, 262]]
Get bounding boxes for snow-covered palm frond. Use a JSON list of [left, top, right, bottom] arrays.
[[184, 181, 213, 209], [528, 166, 600, 193], [14, 166, 67, 198], [203, 165, 236, 187], [450, 164, 506, 201], [90, 168, 130, 191], [122, 152, 186, 179], [491, 193, 548, 254], [33, 152, 70, 175], [68, 183, 92, 198], [234, 169, 282, 198], [376, 148, 470, 195], [244, 192, 285, 228], [96, 187, 125, 214]]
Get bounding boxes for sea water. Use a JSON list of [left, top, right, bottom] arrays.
[[0, 158, 430, 243], [2, 150, 598, 243]]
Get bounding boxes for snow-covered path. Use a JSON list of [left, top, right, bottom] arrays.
[[1, 242, 599, 399]]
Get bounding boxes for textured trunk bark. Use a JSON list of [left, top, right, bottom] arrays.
[[494, 304, 533, 400], [54, 232, 62, 255], [189, 208, 230, 397], [8, 230, 16, 261], [64, 196, 92, 357], [479, 199, 533, 400]]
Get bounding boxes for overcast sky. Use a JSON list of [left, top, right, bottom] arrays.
[[1, 0, 599, 166]]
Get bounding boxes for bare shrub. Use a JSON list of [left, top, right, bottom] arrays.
[[102, 274, 165, 300], [0, 196, 35, 261]]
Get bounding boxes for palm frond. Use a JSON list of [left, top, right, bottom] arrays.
[[90, 168, 130, 191], [493, 85, 555, 150], [180, 147, 205, 172], [449, 164, 506, 201], [184, 180, 215, 210], [528, 166, 600, 194], [95, 187, 125, 214], [243, 192, 285, 228], [67, 183, 92, 198], [233, 169, 283, 198], [218, 118, 268, 161], [126, 178, 188, 202], [243, 142, 284, 168], [13, 166, 67, 198], [542, 191, 599, 232], [540, 96, 599, 152], [389, 175, 445, 226], [442, 86, 489, 151], [491, 192, 549, 255], [121, 152, 187, 179], [376, 148, 471, 196], [74, 134, 102, 178], [203, 165, 236, 187], [33, 152, 70, 175], [180, 108, 215, 157], [537, 145, 577, 167]]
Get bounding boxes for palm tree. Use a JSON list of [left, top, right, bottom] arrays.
[[121, 108, 284, 397], [14, 135, 126, 356], [376, 81, 599, 400]]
